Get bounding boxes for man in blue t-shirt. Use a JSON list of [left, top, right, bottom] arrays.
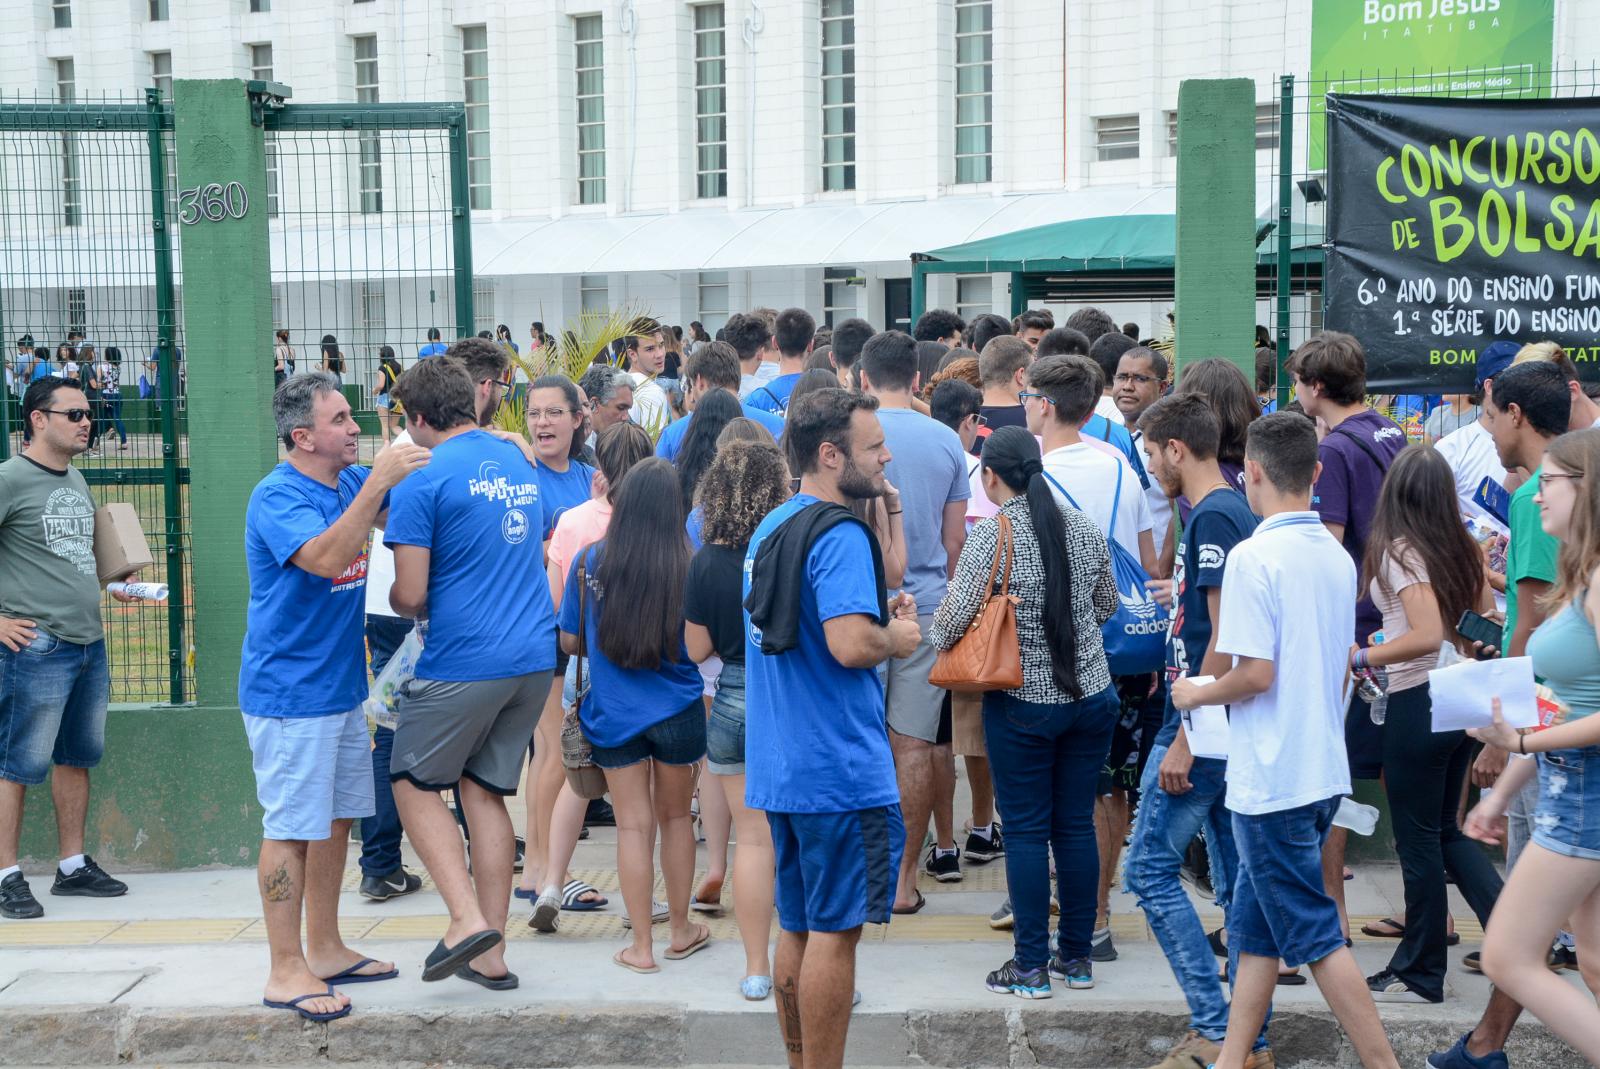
[[743, 307, 815, 417], [384, 355, 558, 988], [418, 327, 448, 359], [240, 372, 429, 1021], [745, 387, 921, 1068], [655, 341, 783, 462], [1122, 394, 1268, 1068]]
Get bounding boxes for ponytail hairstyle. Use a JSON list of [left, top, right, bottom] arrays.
[[980, 425, 1083, 700]]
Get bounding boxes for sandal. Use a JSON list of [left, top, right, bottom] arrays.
[[612, 948, 660, 975], [1361, 917, 1406, 938], [262, 985, 350, 1023], [561, 879, 608, 911], [319, 957, 397, 985], [664, 923, 712, 960], [892, 889, 926, 915]]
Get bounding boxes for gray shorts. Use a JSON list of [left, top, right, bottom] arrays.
[[885, 613, 945, 744], [391, 671, 553, 795]]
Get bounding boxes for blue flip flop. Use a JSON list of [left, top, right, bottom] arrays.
[[263, 985, 351, 1022], [512, 887, 538, 901], [560, 879, 608, 911], [321, 957, 398, 985]]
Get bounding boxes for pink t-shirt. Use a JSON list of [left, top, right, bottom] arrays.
[[547, 497, 612, 609]]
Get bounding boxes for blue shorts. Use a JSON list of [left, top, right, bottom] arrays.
[[706, 661, 746, 776], [243, 706, 376, 841], [768, 805, 904, 933], [0, 628, 109, 786], [1534, 746, 1600, 861], [1227, 797, 1346, 967], [588, 699, 707, 770]]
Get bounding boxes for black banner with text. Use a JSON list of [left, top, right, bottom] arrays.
[[1326, 94, 1600, 391]]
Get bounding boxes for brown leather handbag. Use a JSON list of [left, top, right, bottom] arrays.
[[930, 513, 1022, 693]]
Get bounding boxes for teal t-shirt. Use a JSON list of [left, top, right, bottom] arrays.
[[1504, 466, 1558, 650]]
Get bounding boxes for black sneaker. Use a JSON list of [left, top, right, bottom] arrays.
[[1367, 968, 1439, 1003], [984, 958, 1051, 999], [1550, 943, 1579, 972], [1048, 955, 1094, 989], [0, 871, 43, 919], [50, 856, 127, 898], [922, 845, 962, 883], [585, 798, 616, 826], [359, 867, 423, 902], [1091, 925, 1118, 962], [964, 826, 1005, 864]]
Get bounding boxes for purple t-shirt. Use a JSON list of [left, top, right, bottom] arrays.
[[1312, 408, 1407, 643]]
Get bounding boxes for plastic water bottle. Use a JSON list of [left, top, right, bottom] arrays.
[[1333, 797, 1380, 836], [1362, 631, 1389, 725]]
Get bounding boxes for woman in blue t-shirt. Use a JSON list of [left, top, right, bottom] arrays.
[[558, 458, 709, 973]]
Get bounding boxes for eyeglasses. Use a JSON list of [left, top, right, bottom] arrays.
[[1538, 472, 1582, 491], [1017, 391, 1056, 405], [481, 375, 514, 391], [1114, 371, 1158, 386], [527, 407, 574, 421], [43, 407, 91, 423]]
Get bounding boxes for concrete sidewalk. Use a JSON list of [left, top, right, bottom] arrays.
[[0, 834, 1584, 1067]]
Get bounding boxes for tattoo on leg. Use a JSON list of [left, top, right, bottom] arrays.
[[262, 862, 293, 903], [777, 977, 802, 1055]]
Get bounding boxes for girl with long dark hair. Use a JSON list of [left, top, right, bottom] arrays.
[[319, 334, 344, 384], [101, 347, 127, 451], [1350, 445, 1500, 1004], [931, 425, 1119, 998], [556, 457, 709, 972], [374, 346, 403, 445], [675, 388, 743, 512]]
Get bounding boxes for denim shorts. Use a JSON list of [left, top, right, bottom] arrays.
[[0, 628, 109, 785], [589, 699, 707, 770], [242, 706, 376, 841], [770, 804, 904, 933], [1227, 796, 1347, 968], [706, 661, 746, 776], [1533, 745, 1600, 861]]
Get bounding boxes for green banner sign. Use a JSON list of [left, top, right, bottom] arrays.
[[1310, 0, 1554, 169]]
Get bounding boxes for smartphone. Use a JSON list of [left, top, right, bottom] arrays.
[[1457, 610, 1503, 654], [1473, 477, 1511, 526]]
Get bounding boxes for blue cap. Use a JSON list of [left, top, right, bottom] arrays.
[[1476, 340, 1519, 388]]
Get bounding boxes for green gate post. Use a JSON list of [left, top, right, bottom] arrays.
[[1174, 79, 1257, 382], [449, 112, 474, 340], [1276, 75, 1296, 411], [171, 79, 279, 706]]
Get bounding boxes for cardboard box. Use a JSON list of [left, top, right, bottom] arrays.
[[94, 503, 154, 583]]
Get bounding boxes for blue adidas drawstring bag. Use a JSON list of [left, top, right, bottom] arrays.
[[1045, 464, 1167, 675]]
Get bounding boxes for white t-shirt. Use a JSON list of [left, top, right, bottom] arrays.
[[739, 361, 780, 399], [1040, 441, 1152, 562], [1434, 418, 1509, 526], [1129, 427, 1173, 553], [1214, 511, 1356, 815], [1094, 394, 1122, 424], [365, 429, 411, 617], [629, 373, 669, 430]]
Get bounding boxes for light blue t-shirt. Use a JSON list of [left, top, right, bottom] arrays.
[[744, 372, 802, 416], [240, 463, 376, 718], [1084, 413, 1150, 490], [418, 342, 448, 359], [384, 430, 557, 682], [558, 543, 704, 748], [744, 495, 899, 813], [535, 458, 595, 541], [877, 407, 969, 608], [655, 403, 784, 462]]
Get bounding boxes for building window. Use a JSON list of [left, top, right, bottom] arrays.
[[461, 25, 491, 211], [692, 5, 728, 200], [820, 0, 856, 192], [1094, 114, 1140, 162], [250, 44, 279, 217], [1255, 102, 1279, 152], [956, 275, 993, 320], [354, 35, 382, 214], [1165, 110, 1178, 157], [360, 282, 386, 375], [574, 15, 606, 205], [579, 274, 608, 313], [472, 279, 496, 336], [250, 0, 271, 11], [697, 271, 730, 335], [149, 0, 169, 20], [823, 267, 857, 327], [66, 288, 87, 334], [954, 0, 992, 184], [271, 285, 285, 332], [57, 59, 79, 227], [150, 51, 172, 100], [52, 0, 71, 29]]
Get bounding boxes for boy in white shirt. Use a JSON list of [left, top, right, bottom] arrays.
[[1171, 411, 1399, 1069]]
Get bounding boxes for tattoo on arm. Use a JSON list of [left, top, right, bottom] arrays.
[[776, 976, 803, 1055], [262, 862, 294, 903]]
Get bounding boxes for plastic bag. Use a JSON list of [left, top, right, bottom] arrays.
[[363, 623, 424, 730]]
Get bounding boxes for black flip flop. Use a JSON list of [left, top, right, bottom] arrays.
[[891, 889, 926, 915], [320, 957, 398, 985], [455, 965, 519, 991], [262, 985, 350, 1022], [1208, 927, 1228, 958], [422, 929, 502, 982]]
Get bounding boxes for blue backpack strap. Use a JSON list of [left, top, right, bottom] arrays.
[[1107, 460, 1124, 543], [1042, 471, 1080, 510]]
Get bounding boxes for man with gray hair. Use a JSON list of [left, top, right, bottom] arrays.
[[240, 372, 428, 1021], [578, 364, 634, 450]]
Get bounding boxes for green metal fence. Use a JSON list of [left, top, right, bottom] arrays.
[[1267, 63, 1600, 416], [0, 91, 191, 705]]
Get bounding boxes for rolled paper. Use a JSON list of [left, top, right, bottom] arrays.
[[107, 582, 169, 601]]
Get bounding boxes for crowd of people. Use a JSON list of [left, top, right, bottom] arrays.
[[6, 300, 1600, 1069]]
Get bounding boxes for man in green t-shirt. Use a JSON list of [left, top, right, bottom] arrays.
[[0, 377, 138, 920]]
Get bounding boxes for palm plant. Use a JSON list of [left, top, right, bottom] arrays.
[[490, 302, 658, 437]]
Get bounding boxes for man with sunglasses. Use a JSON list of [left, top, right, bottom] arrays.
[[0, 377, 142, 919]]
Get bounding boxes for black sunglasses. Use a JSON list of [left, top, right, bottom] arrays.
[[43, 407, 92, 423]]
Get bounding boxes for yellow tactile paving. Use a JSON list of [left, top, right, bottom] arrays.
[[234, 917, 380, 942], [0, 920, 124, 946], [98, 919, 254, 944]]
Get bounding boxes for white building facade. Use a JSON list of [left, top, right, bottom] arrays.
[[5, 0, 1600, 350]]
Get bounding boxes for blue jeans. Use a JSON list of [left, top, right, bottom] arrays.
[[0, 629, 109, 785], [982, 685, 1117, 970], [102, 393, 127, 444], [1125, 741, 1268, 1048], [359, 614, 412, 877]]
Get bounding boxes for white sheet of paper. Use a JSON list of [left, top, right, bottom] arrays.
[[1179, 675, 1230, 760], [1428, 656, 1539, 732]]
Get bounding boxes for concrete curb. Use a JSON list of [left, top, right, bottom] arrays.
[[0, 1002, 1576, 1068]]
